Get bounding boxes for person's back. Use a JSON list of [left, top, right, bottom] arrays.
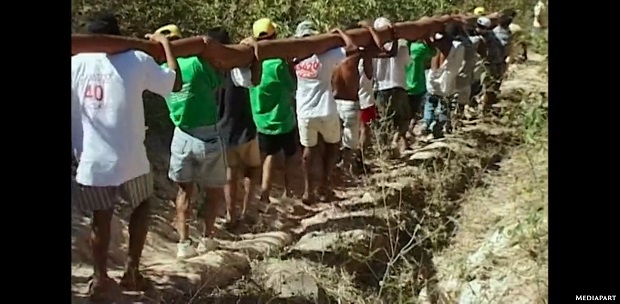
[[426, 38, 465, 98], [457, 35, 476, 87], [453, 34, 476, 108], [374, 39, 410, 91], [217, 71, 255, 146], [372, 15, 412, 152], [154, 24, 227, 259], [209, 27, 260, 229], [481, 30, 505, 65], [295, 48, 346, 119], [405, 41, 436, 97], [71, 13, 182, 296], [422, 23, 466, 139], [493, 14, 513, 60], [163, 56, 222, 130], [469, 34, 485, 86], [332, 53, 363, 101], [250, 58, 296, 134], [358, 58, 375, 111], [72, 50, 174, 185], [493, 26, 512, 59]]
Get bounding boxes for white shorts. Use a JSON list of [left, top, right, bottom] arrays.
[[298, 115, 341, 147], [336, 100, 361, 149]]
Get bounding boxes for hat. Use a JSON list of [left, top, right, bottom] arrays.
[[476, 16, 491, 28], [294, 21, 319, 38], [374, 17, 393, 49], [373, 17, 392, 29], [474, 7, 486, 16], [253, 18, 278, 39], [155, 24, 182, 39]]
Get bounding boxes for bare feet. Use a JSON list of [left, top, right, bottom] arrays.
[[259, 190, 270, 204], [222, 217, 240, 231], [88, 275, 117, 301], [119, 269, 150, 292], [281, 188, 295, 199], [318, 186, 337, 202], [302, 192, 316, 205]]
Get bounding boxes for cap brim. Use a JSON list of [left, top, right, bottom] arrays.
[[295, 30, 318, 37]]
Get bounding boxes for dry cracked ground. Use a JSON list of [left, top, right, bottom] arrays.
[[71, 54, 548, 304]]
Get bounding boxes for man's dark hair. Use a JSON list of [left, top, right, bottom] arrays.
[[498, 14, 513, 28], [502, 8, 517, 18], [86, 12, 121, 35], [207, 27, 231, 44], [444, 21, 462, 40], [465, 23, 477, 36], [344, 21, 360, 31]]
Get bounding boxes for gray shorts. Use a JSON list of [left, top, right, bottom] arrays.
[[168, 126, 227, 187], [72, 173, 153, 213]]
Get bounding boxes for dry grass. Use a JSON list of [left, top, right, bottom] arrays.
[[431, 127, 548, 303]]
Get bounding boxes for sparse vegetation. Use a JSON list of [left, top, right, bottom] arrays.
[[71, 1, 548, 303]]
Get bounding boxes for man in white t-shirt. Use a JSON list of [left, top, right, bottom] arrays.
[[332, 21, 382, 177], [422, 22, 466, 139], [71, 12, 182, 299], [372, 17, 412, 155], [358, 57, 378, 153], [293, 21, 358, 203], [453, 28, 475, 121], [533, 0, 547, 33]]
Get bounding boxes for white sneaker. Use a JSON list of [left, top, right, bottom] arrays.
[[196, 237, 219, 254], [176, 240, 199, 260]]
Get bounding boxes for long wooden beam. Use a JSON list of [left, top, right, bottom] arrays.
[[72, 13, 498, 70]]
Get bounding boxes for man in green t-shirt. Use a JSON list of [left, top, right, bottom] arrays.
[[231, 18, 298, 204], [154, 24, 226, 260], [405, 40, 436, 135]]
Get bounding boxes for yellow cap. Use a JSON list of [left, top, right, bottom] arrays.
[[154, 24, 182, 39], [474, 7, 486, 16], [252, 18, 277, 39]]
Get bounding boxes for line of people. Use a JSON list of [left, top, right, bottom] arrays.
[[71, 9, 522, 299]]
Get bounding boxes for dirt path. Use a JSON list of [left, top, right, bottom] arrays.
[[71, 55, 548, 303]]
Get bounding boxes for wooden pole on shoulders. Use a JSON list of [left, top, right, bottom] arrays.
[[71, 13, 498, 70]]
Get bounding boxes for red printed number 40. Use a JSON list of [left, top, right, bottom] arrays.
[[84, 84, 104, 101]]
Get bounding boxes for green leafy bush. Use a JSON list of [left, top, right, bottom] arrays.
[[72, 0, 540, 41]]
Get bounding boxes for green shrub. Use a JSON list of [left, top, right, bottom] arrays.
[[72, 0, 540, 41]]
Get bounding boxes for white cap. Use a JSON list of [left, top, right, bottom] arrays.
[[374, 17, 391, 28], [294, 20, 319, 38], [476, 16, 491, 28], [374, 17, 393, 49]]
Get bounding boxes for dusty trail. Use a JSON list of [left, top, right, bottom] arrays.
[[71, 54, 547, 303]]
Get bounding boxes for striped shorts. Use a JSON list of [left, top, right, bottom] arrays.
[[72, 173, 154, 213]]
